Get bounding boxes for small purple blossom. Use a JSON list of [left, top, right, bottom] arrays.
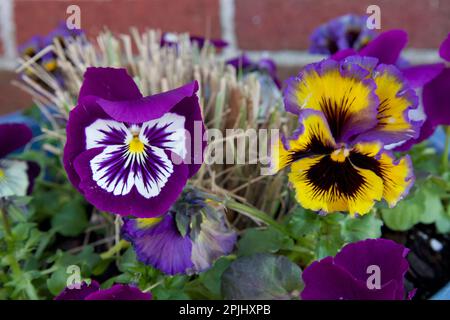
[[0, 123, 40, 198], [226, 54, 281, 89], [161, 32, 227, 49], [122, 187, 236, 275], [309, 15, 376, 55], [301, 239, 413, 300], [63, 67, 206, 218], [55, 281, 152, 300]]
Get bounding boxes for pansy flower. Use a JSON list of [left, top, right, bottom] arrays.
[[301, 239, 414, 300], [55, 281, 152, 300], [309, 15, 376, 55], [226, 54, 281, 89], [122, 187, 236, 275], [63, 68, 206, 217], [272, 57, 418, 216], [0, 124, 40, 198]]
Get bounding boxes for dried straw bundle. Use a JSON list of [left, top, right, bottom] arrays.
[[14, 28, 296, 225]]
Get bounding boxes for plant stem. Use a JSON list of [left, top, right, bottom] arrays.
[[442, 126, 450, 173], [100, 239, 130, 260], [224, 199, 290, 236]]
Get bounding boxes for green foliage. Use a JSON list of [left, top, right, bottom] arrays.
[[237, 227, 293, 256], [286, 207, 383, 264], [381, 176, 450, 233], [221, 253, 303, 300]]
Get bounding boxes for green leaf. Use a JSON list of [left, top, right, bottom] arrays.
[[340, 212, 383, 243], [221, 253, 302, 300], [381, 178, 444, 231], [237, 227, 293, 256], [198, 257, 232, 299], [51, 199, 88, 237], [175, 211, 190, 237]]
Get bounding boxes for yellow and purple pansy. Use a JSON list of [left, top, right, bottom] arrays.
[[63, 68, 206, 218], [272, 56, 419, 216]]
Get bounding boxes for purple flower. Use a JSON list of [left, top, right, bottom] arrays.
[[161, 33, 228, 49], [122, 187, 236, 275], [330, 29, 445, 87], [63, 67, 206, 218], [226, 54, 281, 89], [397, 33, 450, 151], [273, 57, 417, 215], [309, 15, 376, 55], [301, 239, 413, 300], [0, 123, 40, 198], [55, 281, 152, 300]]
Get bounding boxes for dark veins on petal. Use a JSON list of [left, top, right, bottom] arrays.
[[305, 155, 369, 201], [290, 124, 335, 162], [143, 122, 175, 148], [319, 90, 355, 141]]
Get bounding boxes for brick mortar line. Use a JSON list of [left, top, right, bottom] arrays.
[[0, 0, 17, 61], [245, 49, 442, 66], [220, 0, 238, 59]]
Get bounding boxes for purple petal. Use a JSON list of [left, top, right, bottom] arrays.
[[359, 30, 408, 65], [79, 67, 142, 101], [402, 63, 445, 88], [394, 118, 436, 151], [226, 54, 254, 70], [0, 123, 33, 159], [423, 68, 450, 126], [331, 48, 357, 61], [301, 256, 398, 300], [122, 215, 194, 275], [26, 161, 40, 194], [85, 284, 151, 300], [63, 97, 111, 192], [170, 93, 206, 178], [190, 36, 228, 49], [54, 281, 100, 300], [73, 147, 189, 217], [190, 213, 237, 272], [333, 239, 410, 300], [439, 33, 450, 62], [96, 81, 199, 124]]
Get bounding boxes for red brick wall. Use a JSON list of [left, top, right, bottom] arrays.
[[14, 0, 222, 47], [1, 0, 449, 114], [4, 0, 448, 51], [236, 0, 450, 50]]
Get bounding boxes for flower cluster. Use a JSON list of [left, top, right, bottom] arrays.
[[271, 56, 419, 216], [20, 22, 82, 81], [309, 15, 376, 55]]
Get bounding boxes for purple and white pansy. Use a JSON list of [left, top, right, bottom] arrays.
[[63, 67, 206, 217]]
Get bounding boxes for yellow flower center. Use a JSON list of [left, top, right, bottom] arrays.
[[128, 136, 145, 154], [330, 147, 350, 163], [0, 169, 4, 180]]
